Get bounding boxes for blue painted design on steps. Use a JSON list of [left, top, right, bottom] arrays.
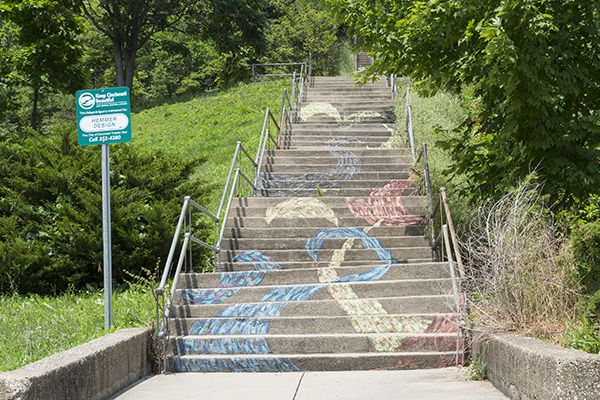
[[173, 356, 301, 373], [179, 271, 268, 305], [232, 251, 283, 270], [178, 337, 274, 355], [189, 318, 271, 335], [305, 227, 396, 264], [260, 284, 327, 302], [257, 137, 362, 196]]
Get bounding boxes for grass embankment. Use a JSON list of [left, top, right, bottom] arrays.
[[133, 79, 289, 212], [1, 80, 290, 371], [0, 287, 154, 371]]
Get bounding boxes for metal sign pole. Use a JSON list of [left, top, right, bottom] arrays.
[[102, 143, 113, 329]]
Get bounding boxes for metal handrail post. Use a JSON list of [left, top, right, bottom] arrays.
[[422, 143, 434, 245], [407, 104, 415, 162], [157, 196, 190, 291], [278, 89, 287, 148], [217, 169, 241, 250], [440, 188, 464, 278], [217, 142, 242, 218], [253, 110, 271, 189]]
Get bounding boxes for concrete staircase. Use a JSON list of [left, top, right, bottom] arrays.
[[167, 76, 460, 372]]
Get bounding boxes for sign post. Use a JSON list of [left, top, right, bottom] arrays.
[[76, 87, 131, 330]]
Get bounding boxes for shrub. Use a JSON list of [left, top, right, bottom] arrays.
[[0, 123, 209, 294], [571, 220, 600, 295]]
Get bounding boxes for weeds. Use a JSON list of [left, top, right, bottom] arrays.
[[466, 355, 487, 380], [460, 175, 580, 342]]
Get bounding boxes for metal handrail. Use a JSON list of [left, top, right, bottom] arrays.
[[155, 196, 221, 372], [405, 87, 416, 162], [252, 62, 307, 79], [404, 85, 466, 364], [254, 109, 280, 190]]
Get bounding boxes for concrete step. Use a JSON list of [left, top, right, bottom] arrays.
[[177, 263, 451, 289], [221, 246, 433, 263], [170, 351, 458, 372], [290, 122, 398, 131], [233, 196, 426, 208], [229, 203, 427, 218], [298, 116, 394, 124], [219, 236, 430, 251], [218, 258, 436, 272], [168, 313, 458, 336], [258, 174, 415, 188], [175, 279, 453, 305], [258, 170, 410, 182], [226, 204, 427, 221], [257, 178, 417, 190], [226, 216, 426, 229], [260, 148, 411, 157], [169, 295, 454, 318], [285, 138, 390, 147], [170, 332, 458, 356], [260, 164, 412, 173], [255, 187, 420, 198], [223, 226, 426, 239]]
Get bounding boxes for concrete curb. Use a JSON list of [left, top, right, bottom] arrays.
[[472, 333, 600, 400], [0, 327, 153, 400]]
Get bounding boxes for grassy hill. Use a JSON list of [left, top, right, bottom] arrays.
[[132, 79, 289, 212]]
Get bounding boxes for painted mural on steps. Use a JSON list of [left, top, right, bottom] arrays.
[[257, 102, 394, 197], [174, 200, 457, 373], [298, 102, 387, 125], [346, 179, 426, 226], [257, 137, 362, 197]]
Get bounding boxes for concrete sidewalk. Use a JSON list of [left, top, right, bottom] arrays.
[[110, 368, 508, 400]]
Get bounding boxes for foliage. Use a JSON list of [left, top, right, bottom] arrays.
[[0, 0, 86, 130], [78, 0, 267, 91], [571, 220, 600, 295], [134, 31, 225, 101], [264, 0, 340, 75], [326, 0, 600, 207], [564, 315, 600, 354], [0, 285, 155, 371], [0, 123, 208, 294]]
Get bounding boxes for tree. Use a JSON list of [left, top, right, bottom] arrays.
[[264, 0, 339, 75], [0, 0, 86, 130], [326, 0, 600, 207], [78, 0, 267, 91]]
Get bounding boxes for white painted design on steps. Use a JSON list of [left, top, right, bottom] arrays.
[[299, 102, 383, 124]]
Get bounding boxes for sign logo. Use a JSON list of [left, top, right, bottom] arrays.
[[78, 92, 95, 110]]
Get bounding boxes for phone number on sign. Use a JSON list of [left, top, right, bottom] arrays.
[[89, 135, 122, 143]]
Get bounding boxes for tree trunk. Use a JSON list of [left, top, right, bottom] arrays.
[[113, 40, 126, 88], [124, 49, 136, 92]]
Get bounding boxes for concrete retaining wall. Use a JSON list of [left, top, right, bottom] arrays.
[[0, 327, 153, 400], [472, 334, 600, 400]]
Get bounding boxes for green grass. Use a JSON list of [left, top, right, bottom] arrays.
[[132, 79, 290, 213], [0, 285, 154, 371]]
